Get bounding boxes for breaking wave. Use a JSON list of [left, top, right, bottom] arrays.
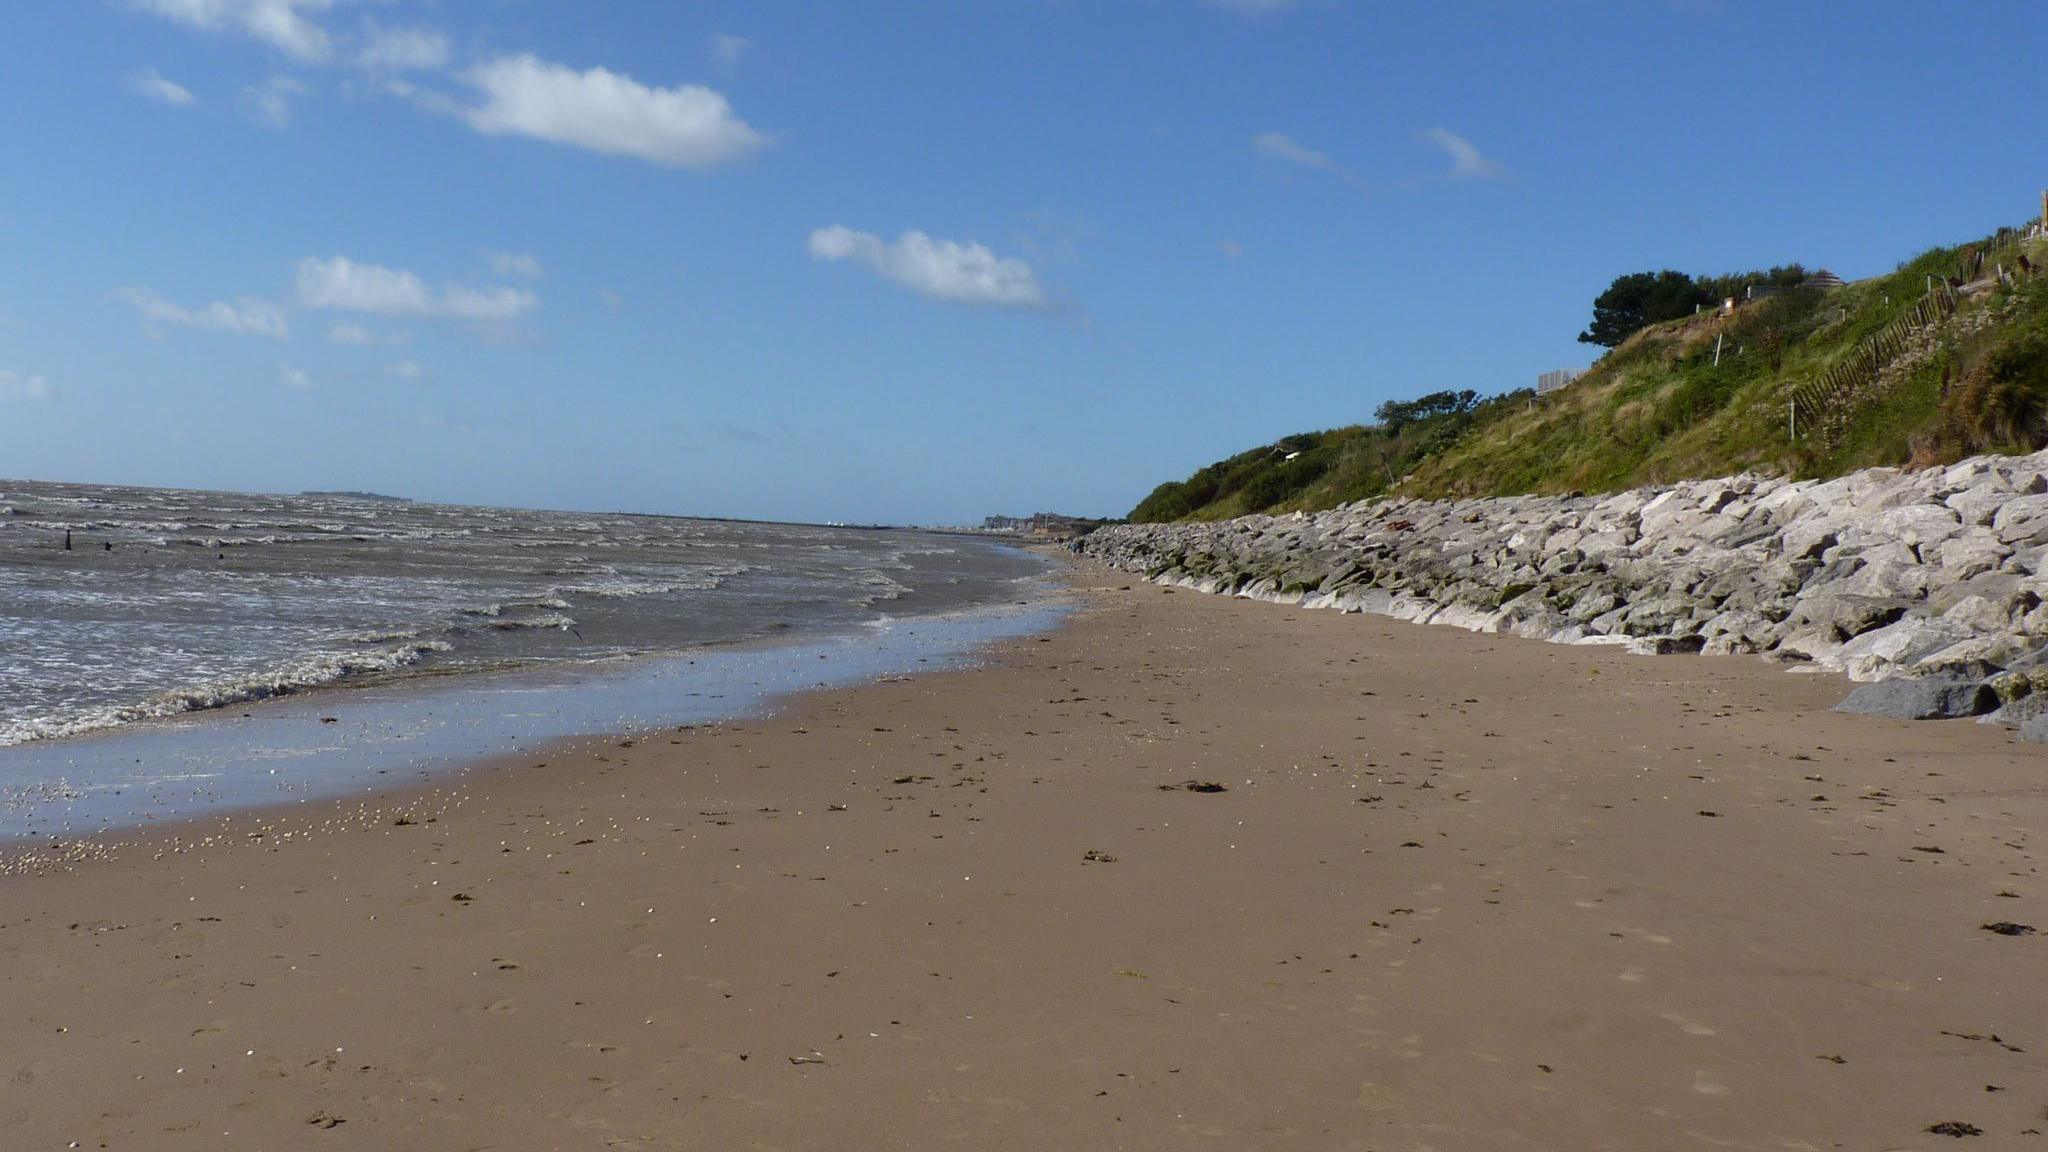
[[0, 640, 453, 748]]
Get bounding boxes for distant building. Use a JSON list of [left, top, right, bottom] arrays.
[[1026, 512, 1081, 538], [1744, 283, 1784, 301], [977, 513, 1098, 538], [1536, 366, 1585, 396], [1800, 269, 1846, 290]]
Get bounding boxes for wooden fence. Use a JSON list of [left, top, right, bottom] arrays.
[[1785, 224, 2048, 444], [1789, 280, 1957, 443]]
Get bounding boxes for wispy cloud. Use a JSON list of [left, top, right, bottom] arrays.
[[128, 4, 453, 85], [1419, 127, 1503, 179], [118, 288, 290, 339], [356, 20, 449, 71], [0, 370, 52, 401], [809, 226, 1052, 311], [130, 67, 197, 106], [709, 32, 752, 66], [389, 359, 424, 379], [442, 55, 767, 168], [127, 0, 337, 62], [1252, 131, 1333, 169], [326, 321, 407, 346], [1208, 0, 1297, 13], [296, 255, 536, 325], [487, 251, 543, 280], [247, 74, 307, 126], [278, 362, 313, 390], [1252, 131, 1364, 188]]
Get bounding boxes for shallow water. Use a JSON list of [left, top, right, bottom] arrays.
[[0, 479, 1042, 747], [0, 598, 1070, 842]]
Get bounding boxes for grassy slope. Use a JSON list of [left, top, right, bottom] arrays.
[[1132, 226, 2048, 521]]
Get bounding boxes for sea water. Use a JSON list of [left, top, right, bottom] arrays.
[[0, 480, 1062, 838]]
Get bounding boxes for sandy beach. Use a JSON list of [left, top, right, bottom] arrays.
[[3, 558, 2044, 1150]]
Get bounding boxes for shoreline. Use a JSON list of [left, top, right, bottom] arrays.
[[0, 572, 1072, 851], [3, 559, 2044, 1148]]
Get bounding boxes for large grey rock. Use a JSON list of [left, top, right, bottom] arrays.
[[1836, 618, 1974, 681], [2022, 713, 2048, 744], [1785, 594, 1907, 640], [1077, 447, 2048, 727], [1981, 693, 2048, 729], [1935, 530, 2011, 579], [1871, 504, 1963, 549], [1833, 678, 1996, 720]]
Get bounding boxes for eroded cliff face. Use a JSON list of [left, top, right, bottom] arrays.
[[1081, 451, 2048, 733]]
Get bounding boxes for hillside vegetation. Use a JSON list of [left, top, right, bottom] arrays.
[[1129, 221, 2048, 522]]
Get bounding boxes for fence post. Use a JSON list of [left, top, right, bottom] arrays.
[[1789, 398, 1796, 441]]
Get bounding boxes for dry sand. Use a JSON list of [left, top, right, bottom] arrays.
[[2, 560, 2045, 1150]]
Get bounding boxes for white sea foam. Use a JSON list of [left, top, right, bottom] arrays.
[[0, 639, 453, 748], [487, 613, 576, 632]]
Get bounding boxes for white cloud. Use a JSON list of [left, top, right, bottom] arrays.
[[127, 0, 337, 62], [279, 362, 313, 390], [1253, 131, 1335, 171], [296, 255, 536, 324], [0, 370, 52, 401], [247, 74, 307, 126], [1419, 127, 1502, 179], [326, 321, 408, 346], [709, 33, 752, 65], [356, 21, 449, 71], [487, 251, 543, 279], [452, 55, 766, 168], [1252, 131, 1367, 189], [119, 288, 290, 338], [1252, 131, 1332, 169], [389, 359, 423, 379], [808, 226, 1051, 311], [130, 68, 197, 106]]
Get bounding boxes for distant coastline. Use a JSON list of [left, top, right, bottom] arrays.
[[299, 490, 412, 502]]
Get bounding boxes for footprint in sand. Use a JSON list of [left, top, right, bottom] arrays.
[[1691, 1070, 1729, 1095], [1619, 966, 1647, 983], [1657, 1011, 1716, 1036]]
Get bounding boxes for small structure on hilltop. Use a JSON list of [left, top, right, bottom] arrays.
[[1800, 269, 1846, 290], [1536, 366, 1585, 397]]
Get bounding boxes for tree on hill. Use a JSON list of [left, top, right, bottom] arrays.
[[1374, 389, 1479, 436], [1695, 264, 1807, 303], [1578, 270, 1710, 348]]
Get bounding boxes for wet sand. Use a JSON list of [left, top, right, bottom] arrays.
[[3, 560, 2044, 1149]]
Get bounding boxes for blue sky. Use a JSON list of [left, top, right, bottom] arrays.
[[1, 1, 2041, 523]]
